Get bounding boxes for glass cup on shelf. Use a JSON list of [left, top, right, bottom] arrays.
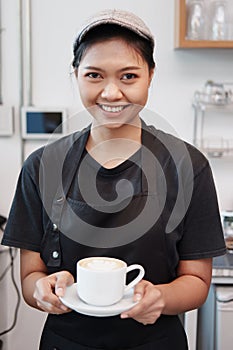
[[208, 1, 229, 40], [186, 0, 205, 40]]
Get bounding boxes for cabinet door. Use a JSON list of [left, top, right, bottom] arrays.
[[174, 0, 233, 49]]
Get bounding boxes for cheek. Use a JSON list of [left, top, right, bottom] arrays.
[[78, 81, 95, 104], [128, 84, 149, 106]]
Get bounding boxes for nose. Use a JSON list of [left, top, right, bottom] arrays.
[[101, 82, 123, 101]]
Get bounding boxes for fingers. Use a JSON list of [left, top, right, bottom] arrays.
[[121, 281, 164, 325], [36, 299, 69, 314], [133, 280, 147, 302], [55, 271, 74, 297], [121, 280, 148, 319], [34, 271, 74, 314]]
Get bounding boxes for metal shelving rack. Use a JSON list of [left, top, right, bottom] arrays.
[[193, 101, 233, 158]]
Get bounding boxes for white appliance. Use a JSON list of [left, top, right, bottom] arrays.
[[215, 286, 233, 350], [197, 253, 233, 350]]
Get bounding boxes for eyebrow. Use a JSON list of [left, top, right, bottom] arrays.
[[83, 66, 142, 72]]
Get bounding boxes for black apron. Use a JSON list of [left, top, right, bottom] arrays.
[[39, 125, 188, 350]]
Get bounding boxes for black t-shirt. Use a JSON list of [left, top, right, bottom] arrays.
[[1, 122, 226, 348], [2, 124, 226, 263], [69, 147, 142, 202]]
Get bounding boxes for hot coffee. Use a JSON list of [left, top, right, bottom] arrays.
[[77, 257, 145, 306], [79, 257, 124, 271]]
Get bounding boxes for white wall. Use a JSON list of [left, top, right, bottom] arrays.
[[0, 0, 233, 349], [0, 1, 23, 348]]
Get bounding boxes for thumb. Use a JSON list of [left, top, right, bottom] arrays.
[[55, 271, 74, 297], [133, 280, 146, 302]]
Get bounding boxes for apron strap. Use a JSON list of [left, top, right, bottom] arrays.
[[40, 126, 90, 267], [41, 127, 90, 227]]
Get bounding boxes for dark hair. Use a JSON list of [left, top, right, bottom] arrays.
[[72, 24, 155, 71]]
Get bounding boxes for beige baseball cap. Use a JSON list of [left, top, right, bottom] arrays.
[[75, 9, 155, 49]]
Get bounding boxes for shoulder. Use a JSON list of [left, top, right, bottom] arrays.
[[23, 127, 89, 175], [145, 124, 209, 176]]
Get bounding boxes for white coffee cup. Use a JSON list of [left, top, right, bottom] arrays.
[[76, 257, 145, 306]]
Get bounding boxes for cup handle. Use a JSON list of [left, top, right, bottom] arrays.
[[124, 264, 145, 293]]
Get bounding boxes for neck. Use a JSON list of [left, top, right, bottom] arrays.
[[86, 118, 142, 169], [88, 117, 142, 147]]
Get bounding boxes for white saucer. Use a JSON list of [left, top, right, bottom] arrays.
[[60, 283, 138, 317]]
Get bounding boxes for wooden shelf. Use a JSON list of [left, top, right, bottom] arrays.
[[174, 0, 233, 49]]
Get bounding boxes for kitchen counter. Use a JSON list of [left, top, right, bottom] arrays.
[[212, 250, 233, 283], [195, 251, 233, 350], [185, 251, 233, 350]]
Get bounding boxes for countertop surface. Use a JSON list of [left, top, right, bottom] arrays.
[[212, 250, 233, 283]]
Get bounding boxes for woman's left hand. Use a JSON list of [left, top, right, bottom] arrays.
[[120, 280, 165, 325], [120, 259, 213, 325]]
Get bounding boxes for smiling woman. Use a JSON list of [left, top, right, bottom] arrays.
[[72, 21, 155, 165], [1, 8, 226, 350], [77, 38, 151, 142], [74, 23, 155, 136]]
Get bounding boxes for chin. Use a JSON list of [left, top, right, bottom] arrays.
[[101, 121, 125, 129]]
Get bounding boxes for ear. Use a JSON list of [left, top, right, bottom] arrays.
[[74, 68, 78, 78], [148, 68, 155, 87]]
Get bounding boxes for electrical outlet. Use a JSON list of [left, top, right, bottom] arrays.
[[0, 105, 14, 136]]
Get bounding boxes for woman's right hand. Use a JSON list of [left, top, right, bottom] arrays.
[[33, 271, 74, 314]]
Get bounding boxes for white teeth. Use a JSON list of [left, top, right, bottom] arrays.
[[100, 105, 124, 113]]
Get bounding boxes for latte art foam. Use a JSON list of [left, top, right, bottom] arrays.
[[80, 258, 124, 271]]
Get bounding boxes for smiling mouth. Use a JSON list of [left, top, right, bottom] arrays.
[[98, 104, 129, 113]]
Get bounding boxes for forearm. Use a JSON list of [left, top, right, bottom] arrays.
[[21, 271, 48, 310], [157, 274, 210, 315], [20, 250, 73, 314]]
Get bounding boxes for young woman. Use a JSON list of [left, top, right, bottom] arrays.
[[2, 9, 226, 350]]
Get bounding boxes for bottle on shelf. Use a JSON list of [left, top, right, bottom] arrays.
[[209, 1, 228, 40], [186, 0, 205, 40]]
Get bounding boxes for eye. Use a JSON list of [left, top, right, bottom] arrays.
[[86, 72, 102, 79], [121, 73, 137, 80]]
